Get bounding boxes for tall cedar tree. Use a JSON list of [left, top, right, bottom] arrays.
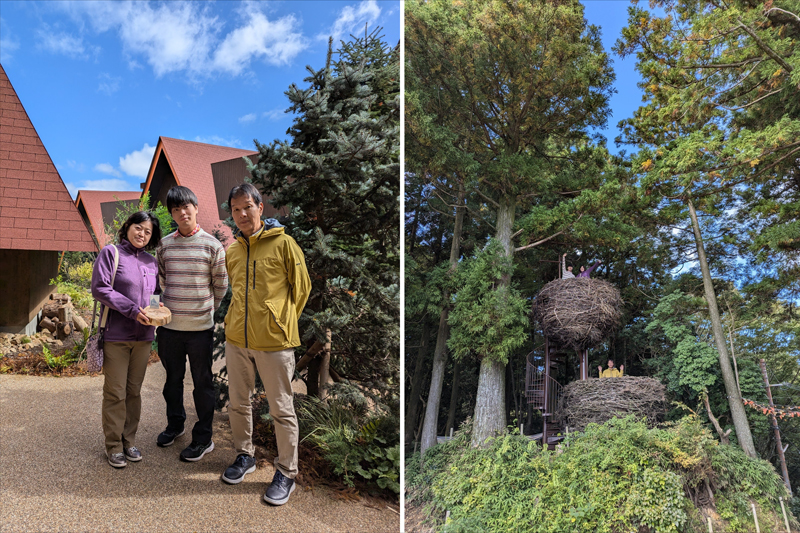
[[407, 0, 616, 447], [614, 0, 800, 457], [248, 29, 400, 407]]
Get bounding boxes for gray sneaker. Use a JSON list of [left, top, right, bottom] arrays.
[[222, 454, 256, 484], [124, 446, 142, 462], [263, 470, 295, 505], [107, 452, 127, 468]]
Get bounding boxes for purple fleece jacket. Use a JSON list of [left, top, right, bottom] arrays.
[[577, 260, 601, 278], [91, 240, 159, 343]]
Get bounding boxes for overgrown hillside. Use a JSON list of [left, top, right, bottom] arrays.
[[407, 416, 798, 533]]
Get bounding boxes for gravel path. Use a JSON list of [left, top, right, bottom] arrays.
[[0, 363, 399, 532]]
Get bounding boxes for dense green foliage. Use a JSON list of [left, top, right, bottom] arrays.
[[103, 192, 173, 245], [248, 27, 399, 405], [405, 0, 800, 495], [407, 416, 796, 532], [447, 240, 529, 365], [294, 383, 399, 494]]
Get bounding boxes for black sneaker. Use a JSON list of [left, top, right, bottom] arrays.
[[263, 470, 295, 506], [124, 446, 142, 462], [180, 440, 214, 462], [221, 454, 256, 484], [157, 427, 185, 447], [107, 452, 127, 468]]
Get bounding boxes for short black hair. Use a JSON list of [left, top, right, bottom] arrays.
[[166, 186, 198, 212], [118, 211, 162, 251], [227, 183, 262, 211]]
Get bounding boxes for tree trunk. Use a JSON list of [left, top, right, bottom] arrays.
[[307, 356, 321, 398], [405, 321, 431, 448], [471, 197, 515, 447], [471, 358, 507, 446], [445, 361, 461, 434], [319, 328, 332, 399], [687, 199, 757, 458], [420, 182, 466, 456]]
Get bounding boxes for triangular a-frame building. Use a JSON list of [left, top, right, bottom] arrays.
[[141, 137, 258, 244], [75, 190, 141, 249], [0, 63, 97, 333]]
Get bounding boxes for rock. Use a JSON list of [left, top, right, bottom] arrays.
[[54, 340, 63, 348]]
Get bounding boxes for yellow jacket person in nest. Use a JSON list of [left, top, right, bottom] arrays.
[[599, 359, 624, 378], [222, 183, 311, 506]]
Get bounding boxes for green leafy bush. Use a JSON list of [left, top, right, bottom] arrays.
[[42, 329, 91, 370], [66, 261, 93, 289], [51, 274, 93, 309], [293, 383, 400, 494], [408, 415, 794, 532]]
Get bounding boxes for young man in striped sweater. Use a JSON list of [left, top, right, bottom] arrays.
[[156, 186, 228, 462]]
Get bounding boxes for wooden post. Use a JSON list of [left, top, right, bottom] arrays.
[[779, 497, 791, 533], [759, 359, 792, 495], [543, 337, 551, 449], [751, 502, 760, 533], [707, 516, 713, 532]]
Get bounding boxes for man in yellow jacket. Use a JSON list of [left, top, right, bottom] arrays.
[[221, 183, 311, 506], [599, 359, 624, 378]]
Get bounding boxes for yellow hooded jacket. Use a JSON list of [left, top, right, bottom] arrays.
[[224, 224, 311, 352]]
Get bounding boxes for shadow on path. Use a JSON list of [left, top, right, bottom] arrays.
[[0, 362, 399, 532]]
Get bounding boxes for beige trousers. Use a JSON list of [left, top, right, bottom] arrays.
[[226, 343, 298, 479], [102, 341, 151, 455]]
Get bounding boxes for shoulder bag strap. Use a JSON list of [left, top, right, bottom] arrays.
[[98, 245, 120, 330]]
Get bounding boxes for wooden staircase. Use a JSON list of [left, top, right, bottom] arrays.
[[525, 348, 565, 450]]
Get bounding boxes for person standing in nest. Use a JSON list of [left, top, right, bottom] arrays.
[[221, 183, 311, 506], [561, 253, 575, 279], [578, 259, 602, 278], [599, 359, 624, 378]]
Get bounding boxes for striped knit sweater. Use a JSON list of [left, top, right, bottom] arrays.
[[156, 228, 228, 331]]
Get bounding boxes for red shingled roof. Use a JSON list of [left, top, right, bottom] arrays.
[[143, 137, 257, 244], [75, 190, 141, 248], [0, 64, 97, 252]]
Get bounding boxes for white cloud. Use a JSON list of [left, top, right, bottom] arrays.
[[193, 135, 246, 149], [94, 163, 122, 177], [0, 18, 20, 63], [64, 160, 86, 173], [119, 143, 156, 178], [239, 113, 257, 124], [36, 26, 91, 58], [97, 73, 121, 95], [321, 0, 381, 43], [212, 9, 306, 74], [61, 2, 307, 80], [263, 108, 288, 121]]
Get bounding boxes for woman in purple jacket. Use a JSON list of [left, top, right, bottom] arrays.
[[91, 211, 162, 468]]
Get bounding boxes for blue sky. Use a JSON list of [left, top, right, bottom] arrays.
[[0, 0, 400, 199], [581, 0, 646, 151]]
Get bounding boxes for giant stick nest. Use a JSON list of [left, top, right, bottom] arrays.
[[531, 278, 622, 351], [555, 376, 667, 432]]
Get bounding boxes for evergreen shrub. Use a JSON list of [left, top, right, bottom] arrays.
[[408, 416, 795, 532]]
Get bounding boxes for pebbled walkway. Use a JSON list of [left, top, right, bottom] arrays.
[[0, 362, 399, 533]]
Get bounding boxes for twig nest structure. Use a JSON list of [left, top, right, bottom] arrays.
[[555, 376, 666, 432], [531, 278, 622, 351]]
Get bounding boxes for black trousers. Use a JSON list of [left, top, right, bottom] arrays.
[[157, 326, 215, 445]]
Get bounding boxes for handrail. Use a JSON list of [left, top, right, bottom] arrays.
[[525, 352, 563, 416]]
